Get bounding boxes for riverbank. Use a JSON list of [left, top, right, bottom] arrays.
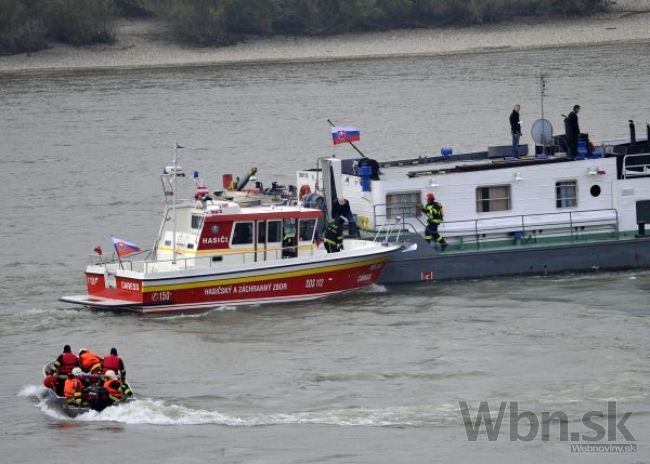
[[1, 1, 649, 75]]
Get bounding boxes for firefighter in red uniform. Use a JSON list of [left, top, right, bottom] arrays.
[[78, 348, 103, 374], [50, 345, 79, 396], [103, 347, 127, 381]]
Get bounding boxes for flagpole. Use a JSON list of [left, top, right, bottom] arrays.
[[112, 238, 124, 270], [327, 119, 367, 158]]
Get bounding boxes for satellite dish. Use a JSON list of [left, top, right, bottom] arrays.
[[531, 118, 553, 145]]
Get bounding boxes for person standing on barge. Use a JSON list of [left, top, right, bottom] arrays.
[[565, 104, 581, 159], [509, 104, 522, 159], [422, 193, 447, 251]]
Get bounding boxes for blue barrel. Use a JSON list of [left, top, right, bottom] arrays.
[[440, 147, 453, 157], [577, 139, 588, 159], [359, 164, 372, 192]]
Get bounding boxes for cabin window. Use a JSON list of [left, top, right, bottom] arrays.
[[191, 215, 202, 230], [267, 220, 282, 243], [231, 222, 253, 245], [386, 191, 420, 219], [476, 185, 511, 212], [556, 180, 577, 208], [299, 219, 316, 242], [283, 219, 296, 239]]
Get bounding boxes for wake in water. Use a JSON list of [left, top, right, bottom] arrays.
[[20, 384, 649, 428], [18, 384, 68, 420], [360, 283, 388, 293], [18, 384, 458, 427]]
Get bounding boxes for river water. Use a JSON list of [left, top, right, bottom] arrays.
[[1, 41, 649, 463]]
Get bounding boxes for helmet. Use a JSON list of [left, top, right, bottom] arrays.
[[79, 348, 88, 355], [72, 367, 82, 375], [426, 193, 435, 201], [105, 370, 117, 379]]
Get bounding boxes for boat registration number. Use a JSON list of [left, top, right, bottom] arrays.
[[305, 278, 325, 289]]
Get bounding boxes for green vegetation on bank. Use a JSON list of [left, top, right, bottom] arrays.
[[0, 0, 609, 55]]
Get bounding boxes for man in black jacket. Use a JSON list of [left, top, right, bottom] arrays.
[[565, 105, 581, 159], [509, 105, 521, 158]]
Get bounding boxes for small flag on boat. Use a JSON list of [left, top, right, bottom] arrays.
[[111, 237, 141, 257], [331, 126, 360, 145]]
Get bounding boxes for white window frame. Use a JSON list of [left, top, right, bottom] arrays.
[[556, 180, 578, 208], [476, 185, 512, 213], [386, 191, 421, 220]]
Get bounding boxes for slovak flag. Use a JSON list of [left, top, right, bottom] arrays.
[[331, 126, 360, 145], [111, 237, 141, 257]]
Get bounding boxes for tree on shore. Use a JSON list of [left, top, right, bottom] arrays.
[[0, 0, 609, 55]]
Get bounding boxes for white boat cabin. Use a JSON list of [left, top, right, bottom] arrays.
[[155, 200, 323, 268], [297, 140, 650, 247]]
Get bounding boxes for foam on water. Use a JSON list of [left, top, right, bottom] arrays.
[[74, 399, 461, 427], [18, 384, 69, 420], [360, 283, 387, 293], [150, 305, 238, 321], [19, 386, 460, 427]]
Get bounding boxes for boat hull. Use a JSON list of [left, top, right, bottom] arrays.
[[45, 387, 134, 418], [379, 234, 650, 283], [62, 249, 397, 314]]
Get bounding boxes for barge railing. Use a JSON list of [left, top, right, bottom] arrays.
[[372, 203, 620, 249]]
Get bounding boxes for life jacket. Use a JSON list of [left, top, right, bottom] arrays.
[[64, 377, 83, 399], [79, 351, 102, 373], [59, 352, 79, 375], [103, 354, 122, 373], [43, 375, 57, 390], [425, 202, 444, 224], [104, 378, 123, 401]]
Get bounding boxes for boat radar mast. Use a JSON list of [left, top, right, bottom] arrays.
[[171, 142, 183, 264]]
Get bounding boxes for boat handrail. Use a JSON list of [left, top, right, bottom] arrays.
[[374, 202, 618, 230], [373, 221, 421, 243], [88, 249, 151, 266], [87, 243, 324, 273], [622, 153, 650, 179], [373, 204, 620, 247]]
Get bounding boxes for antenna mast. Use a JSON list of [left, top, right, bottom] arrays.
[[172, 142, 183, 265], [540, 73, 547, 156]]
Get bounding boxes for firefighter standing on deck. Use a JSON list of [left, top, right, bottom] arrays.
[[324, 217, 344, 253], [422, 193, 448, 251]]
